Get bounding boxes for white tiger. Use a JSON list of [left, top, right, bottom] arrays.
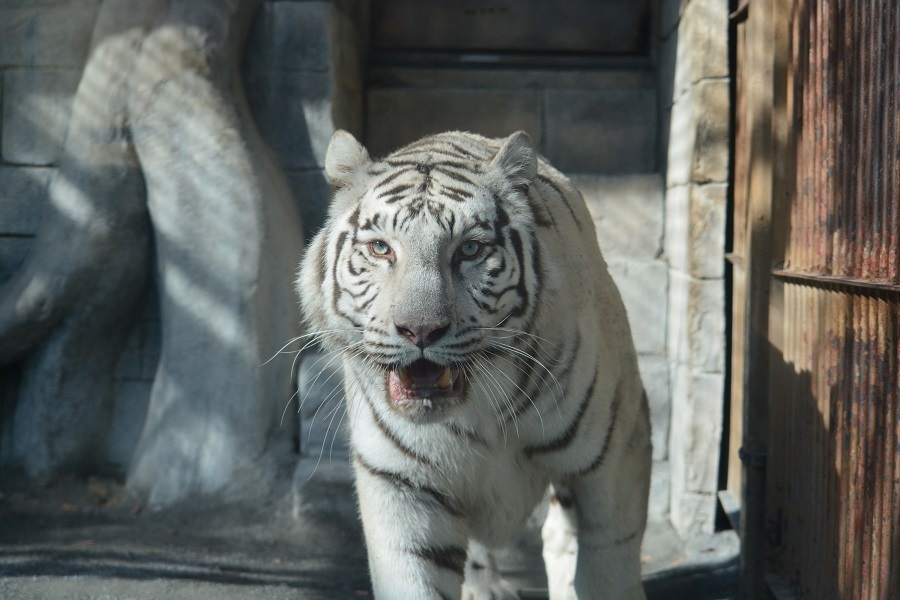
[[297, 130, 651, 599]]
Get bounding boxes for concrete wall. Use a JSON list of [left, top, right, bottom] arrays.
[[0, 0, 366, 473], [0, 0, 730, 538], [657, 0, 730, 536]]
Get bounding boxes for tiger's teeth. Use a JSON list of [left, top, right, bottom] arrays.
[[437, 367, 452, 388], [398, 368, 412, 387]]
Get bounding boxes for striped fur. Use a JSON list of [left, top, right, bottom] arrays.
[[297, 130, 651, 599]]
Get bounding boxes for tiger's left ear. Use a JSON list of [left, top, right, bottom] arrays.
[[490, 131, 537, 191], [325, 130, 371, 189]]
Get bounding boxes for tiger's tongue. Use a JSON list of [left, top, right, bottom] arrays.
[[398, 359, 451, 388]]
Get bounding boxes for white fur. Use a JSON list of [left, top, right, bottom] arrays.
[[298, 130, 651, 599]]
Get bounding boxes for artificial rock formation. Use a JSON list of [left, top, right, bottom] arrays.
[[0, 0, 303, 507]]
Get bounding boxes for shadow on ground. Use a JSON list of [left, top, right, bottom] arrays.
[[0, 460, 737, 600]]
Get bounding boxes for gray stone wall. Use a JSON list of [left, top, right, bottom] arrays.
[[0, 0, 725, 536], [658, 0, 730, 536], [0, 0, 365, 473]]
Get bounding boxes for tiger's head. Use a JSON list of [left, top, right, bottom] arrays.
[[298, 130, 540, 423]]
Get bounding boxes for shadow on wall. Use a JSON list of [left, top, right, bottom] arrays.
[[0, 0, 310, 509]]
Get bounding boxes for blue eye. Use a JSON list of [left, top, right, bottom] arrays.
[[458, 240, 482, 259], [369, 240, 392, 257]]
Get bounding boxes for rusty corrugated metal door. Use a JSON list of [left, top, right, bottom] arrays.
[[758, 0, 899, 598]]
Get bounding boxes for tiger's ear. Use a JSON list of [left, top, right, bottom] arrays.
[[325, 130, 371, 189], [489, 131, 537, 191]]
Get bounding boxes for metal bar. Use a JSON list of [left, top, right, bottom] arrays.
[[771, 268, 900, 295]]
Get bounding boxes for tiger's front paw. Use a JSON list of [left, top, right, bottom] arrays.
[[462, 541, 519, 600]]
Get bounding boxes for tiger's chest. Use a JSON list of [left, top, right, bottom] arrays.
[[461, 447, 549, 546]]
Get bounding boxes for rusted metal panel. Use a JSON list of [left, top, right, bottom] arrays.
[[768, 283, 899, 598], [761, 0, 900, 598]]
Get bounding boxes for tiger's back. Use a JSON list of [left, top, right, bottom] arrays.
[[298, 130, 650, 599]]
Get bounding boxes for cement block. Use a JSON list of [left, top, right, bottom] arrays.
[[677, 0, 729, 88], [667, 270, 726, 374], [639, 355, 670, 461], [668, 366, 723, 497], [544, 87, 656, 173], [574, 173, 665, 260], [658, 0, 686, 39], [666, 79, 729, 186], [665, 184, 689, 272], [0, 2, 100, 68], [245, 1, 332, 74], [285, 168, 332, 241], [670, 489, 717, 537], [665, 183, 727, 279], [2, 69, 81, 165], [607, 258, 668, 356], [105, 379, 152, 472], [365, 88, 542, 158], [688, 183, 727, 278], [649, 459, 671, 520], [244, 71, 334, 169], [0, 166, 52, 234]]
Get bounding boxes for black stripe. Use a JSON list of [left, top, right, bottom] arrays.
[[374, 167, 415, 189], [571, 386, 622, 476], [412, 545, 467, 576], [368, 403, 437, 468], [507, 228, 530, 318], [445, 421, 487, 445], [354, 454, 464, 518], [523, 369, 597, 458], [526, 187, 554, 228], [536, 174, 581, 230], [438, 168, 478, 186], [378, 183, 414, 198], [433, 585, 454, 600]]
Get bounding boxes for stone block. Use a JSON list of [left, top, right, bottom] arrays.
[[2, 69, 81, 165], [0, 2, 100, 68], [665, 183, 727, 279], [677, 0, 729, 89], [607, 258, 668, 356], [665, 183, 689, 273], [574, 173, 664, 260], [667, 270, 726, 374], [666, 79, 729, 187], [544, 87, 656, 174], [105, 379, 152, 471], [365, 88, 542, 158], [668, 366, 723, 497], [0, 237, 33, 284], [244, 71, 334, 169], [670, 489, 717, 537], [649, 459, 671, 520], [0, 166, 52, 234], [658, 0, 686, 39], [285, 168, 332, 241], [639, 355, 670, 461], [688, 183, 727, 278], [245, 1, 332, 74]]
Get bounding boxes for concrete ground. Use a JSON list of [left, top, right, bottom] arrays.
[[0, 454, 737, 600]]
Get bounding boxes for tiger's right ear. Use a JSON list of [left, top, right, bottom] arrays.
[[325, 130, 371, 189]]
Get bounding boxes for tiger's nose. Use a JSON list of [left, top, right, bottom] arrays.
[[396, 322, 450, 348]]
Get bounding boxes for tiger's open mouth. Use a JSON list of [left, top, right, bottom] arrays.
[[388, 359, 464, 402]]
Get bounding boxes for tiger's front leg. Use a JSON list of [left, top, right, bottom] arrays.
[[543, 395, 651, 599], [353, 453, 470, 599]]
